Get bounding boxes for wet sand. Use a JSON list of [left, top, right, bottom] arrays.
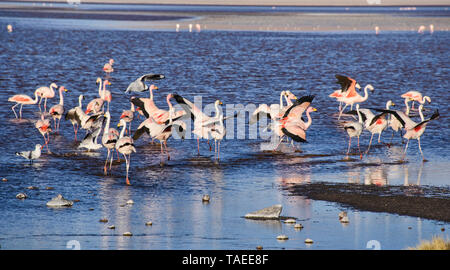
[[285, 182, 450, 222], [1, 2, 449, 32]]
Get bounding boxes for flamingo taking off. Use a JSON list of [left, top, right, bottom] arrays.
[[125, 74, 165, 93], [116, 119, 136, 185], [49, 86, 68, 133], [8, 91, 40, 119]]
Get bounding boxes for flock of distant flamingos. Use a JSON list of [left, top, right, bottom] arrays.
[[9, 59, 439, 185]]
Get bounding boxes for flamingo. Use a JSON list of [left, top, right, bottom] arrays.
[[250, 91, 294, 125], [173, 94, 232, 155], [351, 100, 394, 154], [116, 119, 136, 185], [97, 78, 112, 111], [86, 79, 110, 114], [65, 94, 84, 140], [133, 94, 187, 162], [131, 90, 186, 124], [125, 74, 165, 93], [337, 84, 374, 119], [48, 86, 68, 133], [343, 104, 363, 159], [102, 111, 119, 175], [373, 105, 440, 161], [389, 97, 414, 144], [333, 74, 361, 113], [274, 95, 316, 147], [120, 102, 135, 134], [16, 144, 42, 164], [400, 91, 431, 110], [129, 84, 158, 117], [35, 83, 57, 113], [103, 59, 114, 75], [206, 101, 226, 160], [35, 113, 52, 152], [8, 91, 40, 119]]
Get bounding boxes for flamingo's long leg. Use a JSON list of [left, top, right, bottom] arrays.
[[11, 104, 18, 119]]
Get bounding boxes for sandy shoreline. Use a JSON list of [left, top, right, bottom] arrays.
[[1, 2, 449, 32], [286, 182, 450, 222]]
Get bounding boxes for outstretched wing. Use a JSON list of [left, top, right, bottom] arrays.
[[173, 94, 206, 122], [139, 74, 165, 82], [282, 95, 315, 119], [335, 75, 353, 93]]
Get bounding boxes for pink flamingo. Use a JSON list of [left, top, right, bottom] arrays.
[[120, 102, 135, 134], [97, 78, 112, 111], [35, 83, 57, 113], [49, 86, 68, 133], [116, 119, 136, 185], [35, 113, 52, 153], [400, 91, 431, 110], [103, 59, 114, 75], [337, 84, 374, 119], [86, 79, 110, 114], [102, 111, 119, 175], [8, 91, 40, 119]]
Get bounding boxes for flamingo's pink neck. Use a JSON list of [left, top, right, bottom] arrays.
[[305, 109, 313, 130], [58, 87, 64, 105]]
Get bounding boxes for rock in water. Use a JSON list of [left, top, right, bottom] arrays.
[[244, 204, 282, 220], [46, 194, 73, 207]]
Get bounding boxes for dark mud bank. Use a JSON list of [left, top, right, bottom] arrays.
[[284, 182, 450, 223]]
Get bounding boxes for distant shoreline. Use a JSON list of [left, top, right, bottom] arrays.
[[5, 0, 450, 7]]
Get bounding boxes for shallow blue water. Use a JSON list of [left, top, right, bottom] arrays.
[[0, 11, 449, 250]]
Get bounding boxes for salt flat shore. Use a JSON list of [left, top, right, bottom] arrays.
[[0, 2, 449, 32]]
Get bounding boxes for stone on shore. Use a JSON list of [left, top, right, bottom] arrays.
[[245, 204, 282, 220], [46, 194, 73, 207]]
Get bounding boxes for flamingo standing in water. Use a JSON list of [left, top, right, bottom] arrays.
[[8, 91, 40, 119], [400, 91, 431, 110], [49, 86, 68, 133], [103, 59, 114, 76], [102, 111, 119, 175], [35, 83, 57, 113], [35, 113, 52, 152], [86, 79, 110, 114], [120, 102, 135, 134], [116, 119, 136, 185], [97, 78, 112, 111], [249, 90, 296, 125], [65, 94, 84, 140], [343, 104, 363, 159], [372, 105, 440, 161]]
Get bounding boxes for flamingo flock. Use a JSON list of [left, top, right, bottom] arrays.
[[8, 66, 440, 186], [330, 75, 439, 161]]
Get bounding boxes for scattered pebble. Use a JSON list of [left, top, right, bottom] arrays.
[[202, 194, 210, 202], [256, 246, 263, 250], [339, 211, 349, 223], [294, 223, 304, 230], [73, 199, 80, 202], [126, 200, 134, 205], [145, 221, 153, 226], [123, 232, 133, 236], [108, 225, 115, 229], [2, 178, 7, 182], [284, 218, 296, 224], [441, 228, 445, 232], [276, 235, 289, 240], [99, 218, 108, 223], [45, 187, 54, 190], [89, 208, 94, 211], [408, 226, 412, 229], [16, 193, 27, 199], [27, 186, 38, 190], [305, 238, 314, 244]]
